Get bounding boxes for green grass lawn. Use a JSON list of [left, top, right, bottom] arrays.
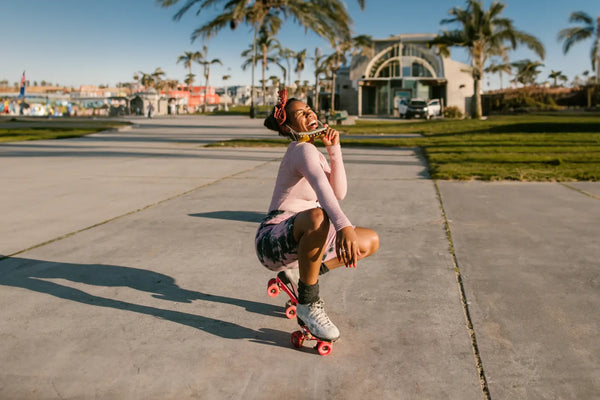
[[0, 119, 130, 143], [207, 113, 600, 181]]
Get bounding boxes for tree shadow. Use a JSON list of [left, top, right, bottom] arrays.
[[0, 257, 288, 347], [189, 211, 266, 223]]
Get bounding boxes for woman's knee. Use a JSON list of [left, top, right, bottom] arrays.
[[306, 208, 329, 231], [358, 227, 379, 256], [294, 208, 330, 240]]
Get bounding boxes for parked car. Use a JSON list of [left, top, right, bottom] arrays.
[[427, 99, 442, 117], [406, 98, 441, 119], [406, 99, 429, 119]]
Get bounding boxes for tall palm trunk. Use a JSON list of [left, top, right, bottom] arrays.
[[473, 78, 482, 118], [262, 50, 267, 107], [188, 65, 193, 104], [330, 69, 337, 114], [250, 25, 257, 118], [203, 66, 210, 113], [472, 42, 484, 119], [596, 17, 600, 83], [314, 74, 320, 112]]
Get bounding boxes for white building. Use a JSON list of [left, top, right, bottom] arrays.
[[338, 33, 474, 117]]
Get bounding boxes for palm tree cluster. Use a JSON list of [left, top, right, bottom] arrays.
[[160, 0, 367, 115], [430, 0, 545, 118], [154, 0, 597, 117], [134, 68, 179, 91], [176, 47, 223, 112]]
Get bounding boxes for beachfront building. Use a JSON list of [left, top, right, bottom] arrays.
[[339, 33, 473, 117]]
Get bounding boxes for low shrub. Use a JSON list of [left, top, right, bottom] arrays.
[[444, 106, 463, 119]]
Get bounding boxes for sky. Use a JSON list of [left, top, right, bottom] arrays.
[[2, 0, 599, 91]]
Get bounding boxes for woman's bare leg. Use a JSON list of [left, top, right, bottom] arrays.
[[292, 208, 330, 285], [292, 208, 341, 341], [324, 227, 379, 270]]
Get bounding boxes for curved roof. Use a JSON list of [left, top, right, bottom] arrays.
[[373, 33, 437, 43]]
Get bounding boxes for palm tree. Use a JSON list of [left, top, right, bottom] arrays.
[[548, 70, 568, 87], [241, 27, 279, 108], [431, 0, 545, 118], [274, 60, 287, 90], [484, 61, 512, 90], [279, 47, 296, 87], [558, 11, 600, 82], [159, 0, 360, 116], [152, 68, 166, 87], [326, 34, 373, 113], [184, 73, 195, 88], [177, 51, 201, 92], [196, 46, 223, 112], [294, 49, 307, 93], [511, 59, 544, 87], [312, 47, 327, 112], [166, 79, 179, 90], [323, 50, 345, 113], [138, 72, 155, 89]]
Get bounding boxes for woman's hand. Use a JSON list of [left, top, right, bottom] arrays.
[[321, 124, 340, 147], [336, 226, 360, 268]]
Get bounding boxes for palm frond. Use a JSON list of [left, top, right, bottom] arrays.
[[569, 11, 593, 25], [511, 30, 545, 59], [558, 27, 593, 53], [191, 11, 236, 40]]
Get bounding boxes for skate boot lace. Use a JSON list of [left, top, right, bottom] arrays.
[[310, 300, 335, 327]]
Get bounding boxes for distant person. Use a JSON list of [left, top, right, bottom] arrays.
[[393, 96, 400, 117], [255, 89, 379, 342], [147, 103, 154, 118]]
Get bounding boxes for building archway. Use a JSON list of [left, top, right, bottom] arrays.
[[358, 41, 447, 116]]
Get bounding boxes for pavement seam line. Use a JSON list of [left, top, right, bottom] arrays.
[[559, 183, 600, 200], [0, 158, 278, 262], [433, 180, 491, 400]]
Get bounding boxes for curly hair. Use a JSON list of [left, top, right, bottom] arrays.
[[263, 97, 300, 138]]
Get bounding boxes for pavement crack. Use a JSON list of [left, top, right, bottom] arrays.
[[560, 183, 600, 200], [433, 180, 491, 400], [0, 158, 278, 262]]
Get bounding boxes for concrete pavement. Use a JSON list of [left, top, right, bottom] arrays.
[[438, 181, 600, 399], [1, 115, 598, 399]]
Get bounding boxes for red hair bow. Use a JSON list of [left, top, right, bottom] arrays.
[[274, 89, 288, 126]]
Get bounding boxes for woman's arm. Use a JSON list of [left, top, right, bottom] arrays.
[[293, 144, 351, 232], [325, 145, 347, 200], [322, 125, 347, 200]]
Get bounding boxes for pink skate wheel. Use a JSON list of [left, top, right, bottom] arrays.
[[291, 330, 304, 348], [317, 341, 332, 356], [267, 279, 279, 297], [285, 303, 297, 319]]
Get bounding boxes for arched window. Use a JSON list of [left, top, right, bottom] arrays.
[[411, 61, 433, 78], [365, 43, 443, 79]]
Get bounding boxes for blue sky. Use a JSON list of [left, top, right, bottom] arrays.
[[2, 0, 598, 90]]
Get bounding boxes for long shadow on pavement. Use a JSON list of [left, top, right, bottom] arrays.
[[0, 257, 288, 347], [189, 211, 266, 223]]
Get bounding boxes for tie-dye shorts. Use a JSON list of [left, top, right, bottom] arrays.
[[255, 209, 337, 272]]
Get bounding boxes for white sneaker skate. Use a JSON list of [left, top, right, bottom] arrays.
[[296, 298, 340, 342]]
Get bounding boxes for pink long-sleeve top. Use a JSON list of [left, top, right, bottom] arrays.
[[268, 142, 352, 231]]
